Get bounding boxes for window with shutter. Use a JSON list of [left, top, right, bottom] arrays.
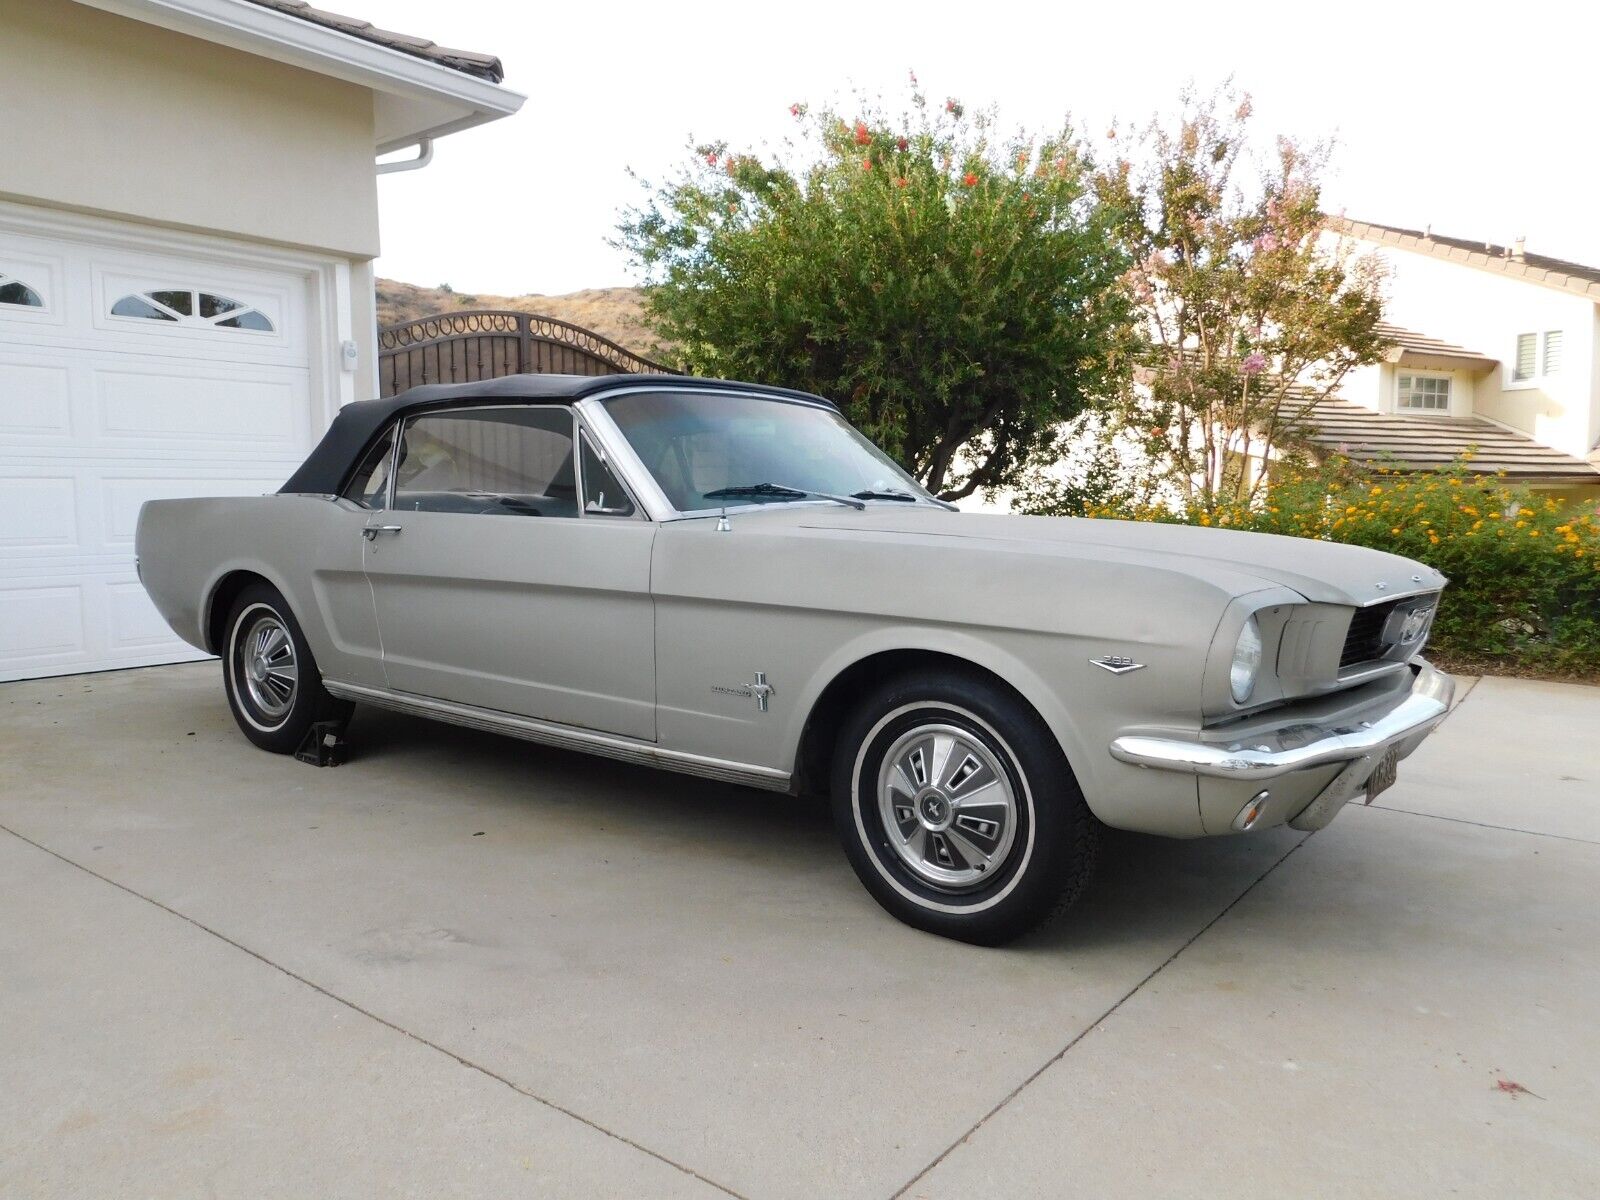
[[1542, 330, 1563, 375], [1513, 333, 1537, 381]]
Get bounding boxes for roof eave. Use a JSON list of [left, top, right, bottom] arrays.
[[73, 0, 525, 153], [1389, 348, 1498, 374], [1334, 217, 1600, 303]]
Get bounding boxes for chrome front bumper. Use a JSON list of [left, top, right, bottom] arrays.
[[1109, 661, 1455, 832]]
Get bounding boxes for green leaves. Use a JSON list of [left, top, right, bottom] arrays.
[[614, 89, 1132, 499]]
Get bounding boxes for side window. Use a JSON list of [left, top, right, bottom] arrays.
[[580, 432, 636, 517], [393, 407, 579, 518], [342, 427, 396, 509]]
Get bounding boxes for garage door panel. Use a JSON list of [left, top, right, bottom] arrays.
[[0, 584, 85, 662], [0, 358, 73, 438], [93, 364, 307, 448], [0, 476, 78, 549], [93, 263, 304, 357], [0, 241, 66, 329]]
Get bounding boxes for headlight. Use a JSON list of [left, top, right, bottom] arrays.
[[1230, 615, 1263, 703]]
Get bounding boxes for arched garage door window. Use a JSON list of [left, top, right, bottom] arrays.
[[110, 289, 274, 332], [0, 272, 44, 307]]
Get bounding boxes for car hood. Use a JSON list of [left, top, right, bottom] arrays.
[[737, 505, 1445, 607]]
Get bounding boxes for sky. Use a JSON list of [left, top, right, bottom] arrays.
[[372, 0, 1600, 297]]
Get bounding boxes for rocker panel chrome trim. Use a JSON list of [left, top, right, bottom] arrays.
[[324, 680, 792, 792]]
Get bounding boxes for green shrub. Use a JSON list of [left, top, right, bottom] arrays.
[[614, 87, 1134, 500]]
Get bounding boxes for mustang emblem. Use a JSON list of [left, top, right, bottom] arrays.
[[1089, 655, 1146, 675], [713, 671, 775, 712]]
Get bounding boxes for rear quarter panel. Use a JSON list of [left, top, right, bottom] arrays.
[[136, 495, 382, 686]]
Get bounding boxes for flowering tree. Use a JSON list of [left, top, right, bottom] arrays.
[[614, 86, 1132, 499], [1025, 89, 1387, 514]]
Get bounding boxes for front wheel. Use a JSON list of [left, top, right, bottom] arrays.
[[221, 582, 346, 753], [830, 670, 1099, 945]]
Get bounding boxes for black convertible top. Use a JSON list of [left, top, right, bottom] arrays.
[[279, 373, 835, 496]]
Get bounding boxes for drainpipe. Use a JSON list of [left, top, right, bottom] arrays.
[[376, 138, 434, 175]]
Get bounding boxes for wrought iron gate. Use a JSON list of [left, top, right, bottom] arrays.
[[377, 310, 675, 397]]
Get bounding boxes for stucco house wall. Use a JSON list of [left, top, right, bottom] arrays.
[[1352, 236, 1599, 459], [1, 0, 381, 260]]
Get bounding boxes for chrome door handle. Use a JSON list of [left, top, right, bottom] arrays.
[[362, 525, 403, 540]]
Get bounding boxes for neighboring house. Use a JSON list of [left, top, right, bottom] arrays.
[[1298, 218, 1600, 501], [0, 0, 523, 681]]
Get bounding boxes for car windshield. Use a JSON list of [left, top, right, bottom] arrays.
[[601, 390, 935, 513]]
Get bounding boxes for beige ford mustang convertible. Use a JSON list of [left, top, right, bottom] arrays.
[[137, 374, 1455, 943]]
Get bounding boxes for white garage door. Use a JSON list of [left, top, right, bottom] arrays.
[[1, 217, 321, 681]]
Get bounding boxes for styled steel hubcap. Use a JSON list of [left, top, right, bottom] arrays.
[[877, 723, 1018, 891], [238, 612, 297, 720]]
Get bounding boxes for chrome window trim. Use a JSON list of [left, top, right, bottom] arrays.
[[573, 420, 646, 521], [574, 394, 679, 522], [387, 403, 589, 519]]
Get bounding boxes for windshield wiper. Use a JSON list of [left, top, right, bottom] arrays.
[[851, 489, 918, 502], [851, 488, 959, 511], [703, 482, 865, 510]]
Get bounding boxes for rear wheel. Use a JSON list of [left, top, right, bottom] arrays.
[[221, 582, 345, 753], [830, 669, 1099, 945]]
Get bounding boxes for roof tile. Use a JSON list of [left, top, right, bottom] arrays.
[[246, 0, 504, 83], [1280, 395, 1600, 482]]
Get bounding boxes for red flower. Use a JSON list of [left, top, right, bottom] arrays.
[[854, 122, 872, 146], [894, 176, 909, 188], [861, 158, 873, 171], [896, 137, 909, 152], [1151, 426, 1167, 438], [945, 98, 958, 113], [962, 172, 979, 187], [705, 153, 718, 167], [788, 103, 802, 117]]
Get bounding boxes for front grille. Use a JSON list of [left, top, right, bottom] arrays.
[[1340, 600, 1398, 669]]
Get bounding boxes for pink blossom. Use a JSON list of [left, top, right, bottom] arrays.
[[1242, 352, 1268, 375], [1235, 96, 1253, 120], [1253, 233, 1280, 254]]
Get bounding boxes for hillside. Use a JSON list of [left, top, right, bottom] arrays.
[[376, 279, 667, 359]]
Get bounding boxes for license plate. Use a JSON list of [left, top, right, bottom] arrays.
[[1363, 747, 1399, 804]]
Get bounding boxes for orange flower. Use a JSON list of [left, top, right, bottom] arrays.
[[854, 122, 871, 146], [893, 176, 909, 188], [962, 172, 979, 187]]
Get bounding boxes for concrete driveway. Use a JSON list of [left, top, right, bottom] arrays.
[[2, 665, 1595, 1198]]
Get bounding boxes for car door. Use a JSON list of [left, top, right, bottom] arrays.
[[361, 404, 656, 741], [301, 425, 395, 689]]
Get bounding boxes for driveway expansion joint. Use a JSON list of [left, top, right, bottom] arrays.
[[0, 821, 751, 1200], [1360, 802, 1600, 845], [890, 834, 1311, 1200]]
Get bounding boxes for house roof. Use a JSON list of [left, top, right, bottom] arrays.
[[1281, 395, 1600, 483], [1375, 322, 1496, 367], [1334, 218, 1600, 302], [245, 0, 503, 82], [79, 0, 524, 153]]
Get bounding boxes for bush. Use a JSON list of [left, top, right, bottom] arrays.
[[1076, 457, 1600, 676], [614, 86, 1133, 500]]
